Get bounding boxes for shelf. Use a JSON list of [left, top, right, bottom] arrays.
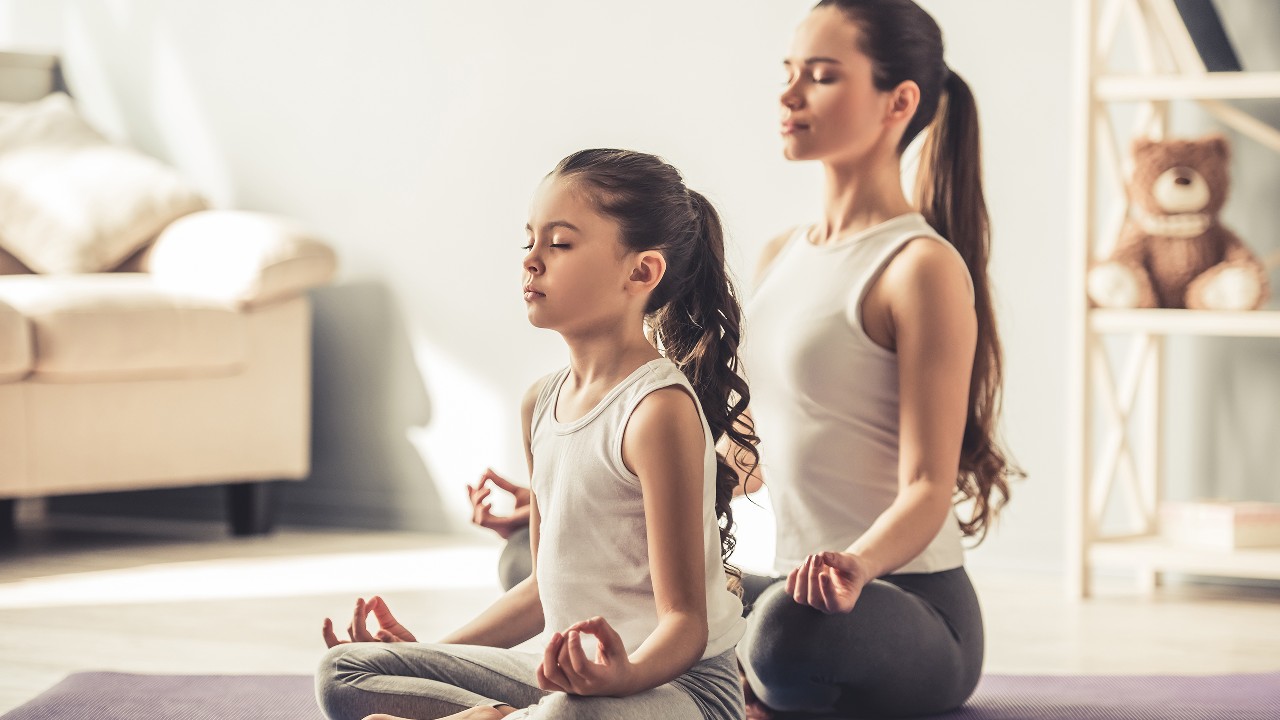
[[1096, 71, 1280, 101], [1089, 536, 1280, 581], [1089, 309, 1280, 336]]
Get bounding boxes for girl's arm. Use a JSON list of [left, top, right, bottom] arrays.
[[844, 238, 976, 577], [441, 377, 547, 647], [617, 386, 713, 694]]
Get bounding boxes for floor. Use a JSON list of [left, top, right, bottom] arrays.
[[1, 515, 1279, 714]]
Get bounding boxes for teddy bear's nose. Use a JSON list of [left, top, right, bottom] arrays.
[[1175, 176, 1192, 186]]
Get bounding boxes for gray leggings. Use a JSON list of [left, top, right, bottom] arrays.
[[315, 641, 744, 720], [498, 530, 984, 718]]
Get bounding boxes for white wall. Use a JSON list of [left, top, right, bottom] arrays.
[[0, 0, 1080, 574]]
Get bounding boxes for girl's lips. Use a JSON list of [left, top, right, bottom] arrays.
[[523, 290, 545, 302]]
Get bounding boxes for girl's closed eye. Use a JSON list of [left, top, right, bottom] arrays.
[[521, 242, 572, 250]]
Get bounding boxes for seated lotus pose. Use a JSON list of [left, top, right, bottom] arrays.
[[316, 148, 759, 720]]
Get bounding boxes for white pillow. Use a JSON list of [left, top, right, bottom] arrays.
[[0, 93, 207, 274]]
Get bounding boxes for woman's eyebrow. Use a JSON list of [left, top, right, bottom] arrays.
[[782, 57, 844, 67], [524, 220, 581, 233]]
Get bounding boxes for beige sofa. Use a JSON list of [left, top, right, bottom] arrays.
[[0, 53, 337, 536]]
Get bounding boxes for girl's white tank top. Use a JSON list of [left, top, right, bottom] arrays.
[[530, 357, 746, 659]]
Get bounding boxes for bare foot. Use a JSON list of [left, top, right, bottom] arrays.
[[739, 661, 775, 720], [364, 707, 514, 720]]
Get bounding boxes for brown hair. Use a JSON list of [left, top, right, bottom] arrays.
[[816, 0, 1022, 542], [552, 149, 760, 587]]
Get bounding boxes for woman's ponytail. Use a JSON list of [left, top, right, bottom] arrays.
[[915, 70, 1020, 542]]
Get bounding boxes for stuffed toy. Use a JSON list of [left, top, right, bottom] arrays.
[[1087, 134, 1269, 310]]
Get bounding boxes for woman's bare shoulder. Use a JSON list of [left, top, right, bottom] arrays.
[[755, 225, 802, 286]]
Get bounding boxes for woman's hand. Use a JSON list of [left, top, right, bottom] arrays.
[[786, 552, 874, 614], [321, 596, 418, 648], [468, 468, 532, 540], [536, 616, 635, 697]]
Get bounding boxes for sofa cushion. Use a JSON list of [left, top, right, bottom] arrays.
[[0, 274, 246, 381], [0, 296, 32, 383], [149, 211, 338, 308], [0, 244, 32, 275], [0, 93, 208, 274]]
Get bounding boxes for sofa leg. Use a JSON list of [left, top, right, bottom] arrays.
[[227, 482, 276, 536], [0, 499, 14, 544]]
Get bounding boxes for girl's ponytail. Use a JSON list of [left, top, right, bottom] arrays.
[[651, 190, 759, 590]]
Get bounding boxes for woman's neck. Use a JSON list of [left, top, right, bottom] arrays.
[[814, 153, 914, 245]]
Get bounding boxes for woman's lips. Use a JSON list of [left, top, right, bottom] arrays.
[[781, 120, 809, 134]]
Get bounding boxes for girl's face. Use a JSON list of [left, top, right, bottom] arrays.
[[522, 175, 635, 332], [779, 6, 900, 163]]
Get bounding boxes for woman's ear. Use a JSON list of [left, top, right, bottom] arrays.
[[886, 80, 920, 124], [628, 251, 667, 295]]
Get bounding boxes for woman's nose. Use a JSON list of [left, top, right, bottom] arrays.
[[781, 85, 803, 110]]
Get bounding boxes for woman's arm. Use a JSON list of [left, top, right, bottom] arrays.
[[719, 407, 763, 498], [441, 377, 548, 647], [723, 228, 796, 499], [789, 238, 976, 613], [846, 238, 976, 577]]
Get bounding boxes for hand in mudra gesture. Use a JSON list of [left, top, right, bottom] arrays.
[[536, 616, 636, 698], [322, 596, 417, 648], [467, 468, 532, 539], [786, 551, 874, 614]]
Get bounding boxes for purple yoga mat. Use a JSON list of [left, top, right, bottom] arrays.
[[2, 671, 1277, 719]]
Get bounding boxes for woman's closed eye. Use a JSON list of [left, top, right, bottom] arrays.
[[522, 242, 572, 250]]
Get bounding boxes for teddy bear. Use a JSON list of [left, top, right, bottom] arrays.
[[1087, 134, 1269, 311]]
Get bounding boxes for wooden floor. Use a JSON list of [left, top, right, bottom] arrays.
[[1, 516, 1278, 713]]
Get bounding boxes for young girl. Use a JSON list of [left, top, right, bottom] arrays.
[[732, 1, 1019, 717], [315, 149, 758, 720]]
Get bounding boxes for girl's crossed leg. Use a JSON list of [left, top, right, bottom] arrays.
[[317, 642, 742, 720]]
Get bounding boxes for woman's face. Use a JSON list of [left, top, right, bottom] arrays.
[[522, 174, 633, 333], [780, 6, 898, 164]]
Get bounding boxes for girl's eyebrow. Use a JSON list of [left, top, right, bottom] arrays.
[[782, 57, 843, 67], [525, 220, 581, 233]]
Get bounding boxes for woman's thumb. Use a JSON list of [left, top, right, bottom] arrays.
[[820, 551, 858, 572]]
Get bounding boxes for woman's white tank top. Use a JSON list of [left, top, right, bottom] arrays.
[[530, 357, 746, 659], [742, 213, 969, 576]]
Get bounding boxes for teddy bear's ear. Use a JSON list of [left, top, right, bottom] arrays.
[[1131, 136, 1157, 157], [1204, 133, 1230, 161]]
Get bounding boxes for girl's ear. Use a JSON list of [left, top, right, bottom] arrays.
[[886, 80, 920, 124], [628, 251, 667, 295]]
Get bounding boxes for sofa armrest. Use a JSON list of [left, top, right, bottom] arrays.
[[147, 210, 337, 308], [0, 295, 32, 383]]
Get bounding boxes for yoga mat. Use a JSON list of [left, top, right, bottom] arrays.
[[2, 670, 1277, 719]]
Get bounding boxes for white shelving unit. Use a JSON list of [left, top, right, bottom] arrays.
[[1068, 0, 1280, 597]]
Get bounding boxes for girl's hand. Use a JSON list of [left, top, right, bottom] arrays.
[[321, 596, 418, 648], [786, 552, 874, 614], [468, 468, 533, 540], [536, 616, 635, 697]]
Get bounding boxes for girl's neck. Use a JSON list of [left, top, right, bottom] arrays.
[[814, 153, 915, 245], [560, 320, 660, 389]]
